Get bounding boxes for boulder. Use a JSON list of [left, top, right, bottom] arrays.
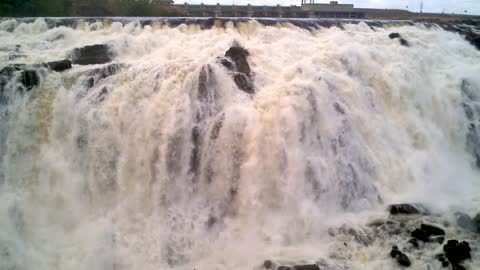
[[225, 46, 251, 76], [390, 246, 401, 258], [389, 33, 401, 39], [408, 238, 419, 248], [263, 260, 274, 269], [47, 59, 72, 72], [70, 44, 113, 65], [420, 223, 445, 236], [399, 38, 409, 47], [443, 240, 471, 266], [397, 253, 411, 267], [411, 228, 430, 242], [389, 204, 427, 215]]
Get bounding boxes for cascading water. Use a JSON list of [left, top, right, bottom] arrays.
[[0, 17, 480, 270]]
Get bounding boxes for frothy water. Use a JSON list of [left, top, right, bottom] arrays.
[[0, 18, 479, 270]]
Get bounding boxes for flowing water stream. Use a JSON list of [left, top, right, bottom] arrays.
[[0, 17, 479, 270]]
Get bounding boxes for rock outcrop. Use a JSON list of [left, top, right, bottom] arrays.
[[388, 32, 409, 47], [70, 44, 114, 65], [46, 59, 72, 72], [220, 45, 255, 94]]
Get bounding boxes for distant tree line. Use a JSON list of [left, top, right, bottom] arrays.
[[0, 0, 184, 17]]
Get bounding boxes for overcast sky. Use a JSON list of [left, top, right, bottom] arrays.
[[176, 0, 480, 15]]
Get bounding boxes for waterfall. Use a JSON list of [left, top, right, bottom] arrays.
[[0, 18, 479, 270]]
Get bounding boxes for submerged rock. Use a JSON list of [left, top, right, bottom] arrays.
[[70, 44, 113, 65], [443, 240, 471, 266], [397, 253, 412, 267], [389, 33, 401, 39], [19, 70, 39, 91], [47, 59, 72, 72], [420, 223, 445, 236], [389, 33, 409, 47]]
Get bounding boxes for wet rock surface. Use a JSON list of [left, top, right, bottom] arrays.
[[389, 204, 428, 215], [388, 32, 409, 47], [0, 66, 40, 92], [47, 59, 72, 72], [443, 240, 472, 266], [220, 45, 255, 94], [70, 44, 113, 65], [460, 79, 480, 169]]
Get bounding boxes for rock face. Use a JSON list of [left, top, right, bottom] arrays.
[[222, 45, 255, 94], [47, 59, 72, 72], [443, 240, 471, 266], [70, 44, 113, 65]]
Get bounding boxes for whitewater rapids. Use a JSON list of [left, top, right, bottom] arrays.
[[0, 18, 479, 270]]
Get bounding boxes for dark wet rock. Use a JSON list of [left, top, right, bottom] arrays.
[[47, 59, 72, 72], [442, 260, 450, 267], [473, 213, 480, 233], [83, 63, 124, 89], [452, 265, 466, 270], [390, 246, 401, 258], [437, 254, 446, 262], [225, 46, 251, 76], [389, 33, 401, 39], [233, 73, 254, 94], [19, 70, 39, 91], [277, 267, 292, 270], [292, 265, 320, 270], [70, 44, 113, 65], [397, 253, 411, 267], [421, 223, 445, 236], [443, 240, 471, 266], [411, 228, 430, 242], [388, 33, 409, 46], [223, 45, 255, 94], [389, 204, 428, 215], [466, 34, 480, 50], [408, 238, 419, 248], [218, 58, 234, 70], [263, 260, 274, 269], [434, 236, 445, 244], [399, 38, 409, 47]]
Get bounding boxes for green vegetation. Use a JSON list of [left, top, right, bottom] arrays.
[[0, 0, 183, 17]]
